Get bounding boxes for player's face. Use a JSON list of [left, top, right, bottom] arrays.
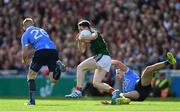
[[78, 25, 84, 32], [78, 25, 90, 32], [116, 70, 124, 80], [23, 25, 26, 30], [22, 22, 29, 31]]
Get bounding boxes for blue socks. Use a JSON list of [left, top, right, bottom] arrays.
[[28, 79, 36, 104]]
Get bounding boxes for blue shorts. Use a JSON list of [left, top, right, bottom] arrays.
[[134, 79, 152, 101], [31, 49, 58, 72]]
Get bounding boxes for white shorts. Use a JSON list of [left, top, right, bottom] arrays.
[[94, 55, 112, 72]]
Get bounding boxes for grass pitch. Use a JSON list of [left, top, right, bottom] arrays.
[[0, 97, 180, 112]]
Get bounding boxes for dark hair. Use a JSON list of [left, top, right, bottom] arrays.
[[78, 20, 91, 28], [78, 22, 90, 27]]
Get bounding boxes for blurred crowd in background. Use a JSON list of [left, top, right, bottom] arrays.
[[0, 0, 180, 76]]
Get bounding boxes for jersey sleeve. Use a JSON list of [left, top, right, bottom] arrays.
[[21, 31, 29, 47]]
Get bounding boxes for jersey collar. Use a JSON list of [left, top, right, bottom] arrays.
[[26, 26, 33, 31]]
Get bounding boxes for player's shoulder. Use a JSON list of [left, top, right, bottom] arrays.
[[28, 26, 44, 31], [128, 68, 139, 78], [33, 26, 47, 32], [22, 26, 36, 38], [23, 26, 34, 35], [22, 28, 31, 37], [125, 68, 135, 75]]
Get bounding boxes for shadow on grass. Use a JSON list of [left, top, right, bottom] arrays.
[[1, 97, 180, 102], [145, 97, 180, 102], [37, 104, 69, 106], [0, 96, 111, 100]]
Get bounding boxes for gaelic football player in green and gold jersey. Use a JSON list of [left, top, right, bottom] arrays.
[[65, 20, 118, 101]]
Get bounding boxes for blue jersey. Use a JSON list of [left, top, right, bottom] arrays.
[[21, 26, 56, 51], [122, 68, 140, 93]]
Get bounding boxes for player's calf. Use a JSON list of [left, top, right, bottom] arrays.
[[27, 79, 36, 105], [26, 69, 37, 105], [49, 73, 58, 83]]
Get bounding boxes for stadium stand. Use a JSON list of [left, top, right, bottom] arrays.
[[0, 0, 179, 75]]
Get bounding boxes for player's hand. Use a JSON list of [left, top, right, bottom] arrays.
[[76, 38, 81, 42], [76, 33, 80, 39], [22, 58, 27, 64], [83, 39, 91, 43]]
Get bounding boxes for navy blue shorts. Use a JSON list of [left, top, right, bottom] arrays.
[[134, 79, 152, 101], [30, 49, 59, 72]]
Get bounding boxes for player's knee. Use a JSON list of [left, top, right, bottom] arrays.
[[92, 81, 101, 89], [77, 64, 83, 71], [27, 74, 36, 79], [92, 82, 98, 88], [27, 71, 36, 80]]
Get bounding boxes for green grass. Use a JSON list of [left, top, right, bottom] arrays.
[[0, 97, 180, 112]]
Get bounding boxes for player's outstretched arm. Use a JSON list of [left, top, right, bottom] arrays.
[[111, 60, 128, 72]]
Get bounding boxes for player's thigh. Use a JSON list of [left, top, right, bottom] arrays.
[[96, 55, 111, 73], [141, 66, 154, 86], [28, 61, 42, 80], [30, 61, 42, 72], [47, 50, 59, 72], [31, 51, 44, 73], [93, 69, 107, 84], [77, 57, 97, 71], [47, 59, 58, 83], [48, 64, 56, 72], [123, 91, 140, 101]]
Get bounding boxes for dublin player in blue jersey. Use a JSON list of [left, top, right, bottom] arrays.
[[109, 52, 176, 105], [21, 18, 66, 105]]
